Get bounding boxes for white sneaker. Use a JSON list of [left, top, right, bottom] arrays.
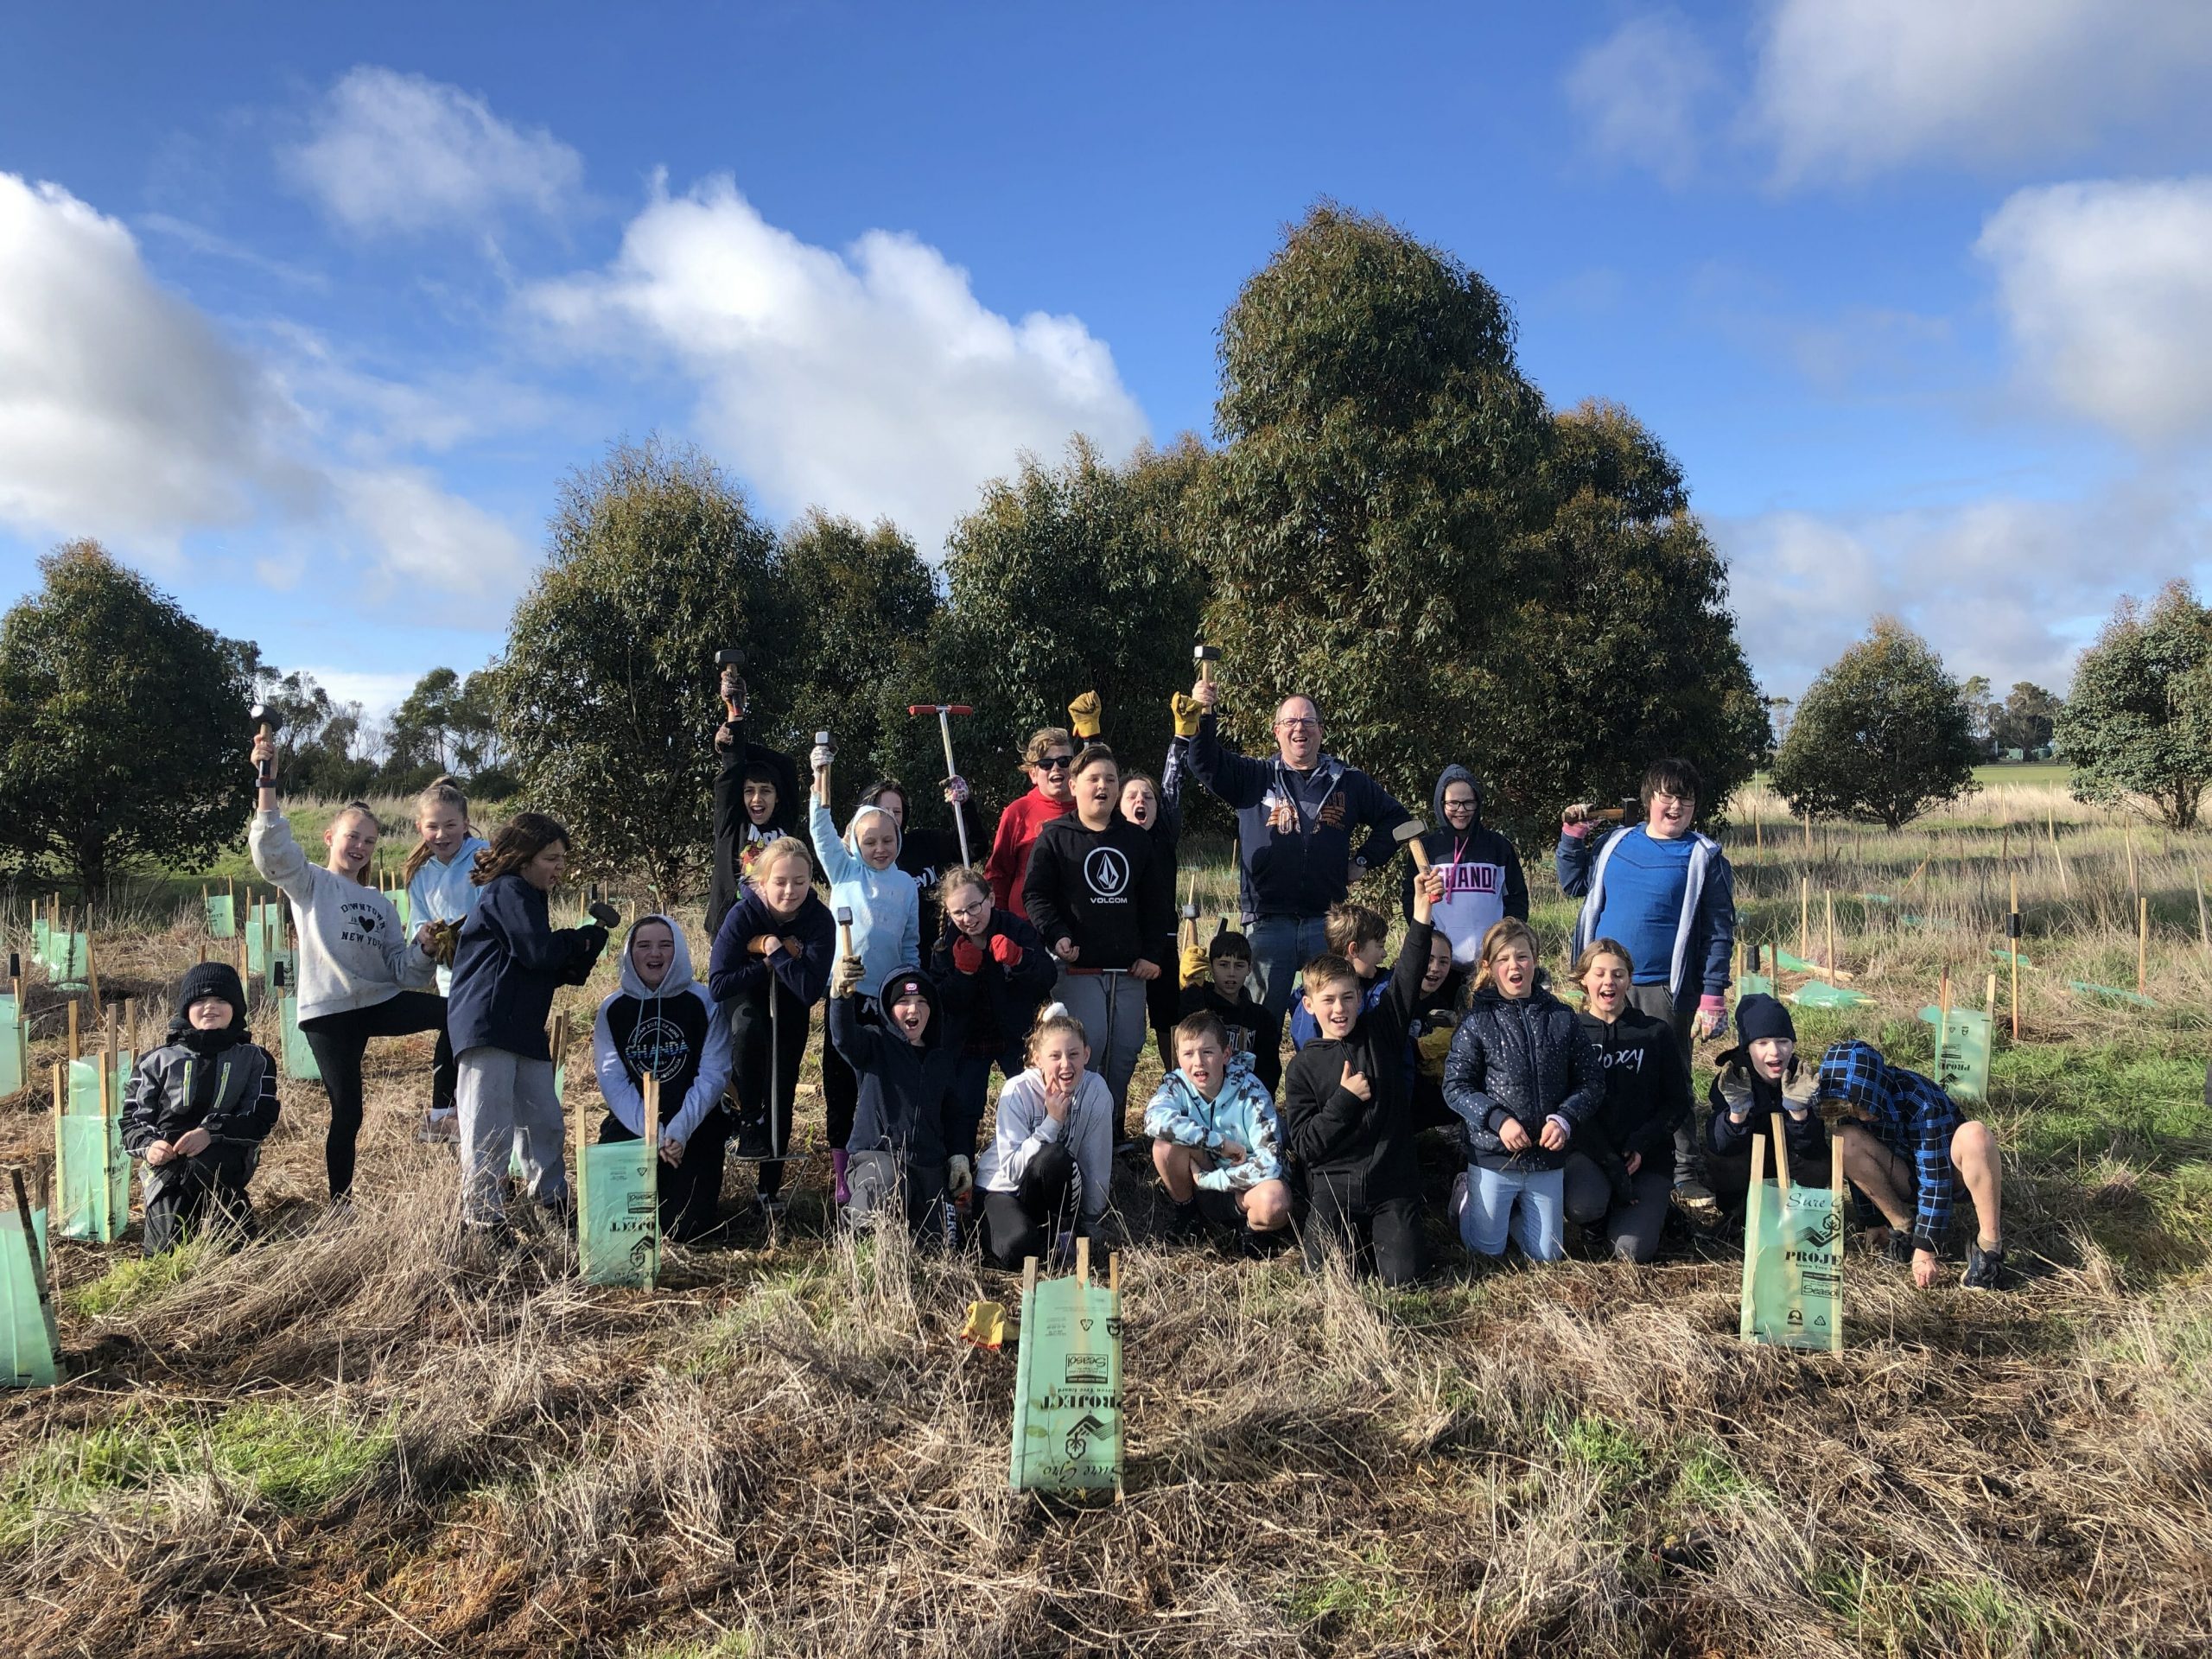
[[418, 1109, 460, 1144], [1450, 1170, 1471, 1230]]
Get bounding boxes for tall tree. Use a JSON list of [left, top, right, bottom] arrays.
[[1993, 681, 2062, 755], [1191, 205, 1762, 828], [1769, 619, 1981, 829], [240, 664, 378, 800], [0, 541, 255, 891], [386, 667, 467, 779], [490, 437, 790, 899], [2057, 582, 2212, 830], [938, 435, 1209, 821], [778, 511, 944, 808]]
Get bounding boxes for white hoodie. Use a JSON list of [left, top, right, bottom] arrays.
[[592, 914, 734, 1147], [976, 1066, 1114, 1231], [250, 810, 435, 1024]]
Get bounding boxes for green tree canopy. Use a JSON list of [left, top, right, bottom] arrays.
[[0, 540, 254, 891], [1769, 618, 1981, 830], [778, 510, 947, 813], [490, 437, 790, 899], [1192, 204, 1761, 830], [1994, 681, 2062, 755], [938, 435, 1209, 821], [2056, 582, 2212, 830]]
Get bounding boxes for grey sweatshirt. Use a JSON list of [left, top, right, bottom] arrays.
[[249, 810, 435, 1023], [976, 1066, 1114, 1230]]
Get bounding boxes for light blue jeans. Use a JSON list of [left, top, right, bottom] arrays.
[[1454, 1164, 1566, 1261], [1247, 913, 1331, 1020]]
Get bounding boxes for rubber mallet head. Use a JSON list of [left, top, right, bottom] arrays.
[[1193, 643, 1220, 682], [715, 648, 745, 670], [1394, 817, 1432, 872]]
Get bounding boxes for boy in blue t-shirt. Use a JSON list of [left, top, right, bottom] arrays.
[[1555, 758, 1734, 1210]]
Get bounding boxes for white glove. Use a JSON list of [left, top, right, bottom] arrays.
[[810, 742, 835, 772], [944, 775, 970, 805], [947, 1154, 974, 1197]]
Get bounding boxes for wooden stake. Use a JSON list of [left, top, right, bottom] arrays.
[[2126, 828, 2140, 910], [2195, 861, 2210, 975], [1827, 1137, 1846, 1357], [67, 1000, 79, 1066], [1985, 971, 1997, 1015], [1753, 806, 1763, 853], [1800, 877, 1810, 965], [9, 1166, 60, 1362], [2008, 872, 2021, 1042], [1771, 1115, 1794, 1192], [84, 931, 100, 1009], [2139, 894, 2150, 998], [1075, 1234, 1091, 1286], [1824, 890, 1837, 982]]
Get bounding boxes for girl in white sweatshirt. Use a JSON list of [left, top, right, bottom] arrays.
[[975, 1002, 1115, 1268], [248, 730, 439, 1200]]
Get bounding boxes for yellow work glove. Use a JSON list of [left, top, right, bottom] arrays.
[[1068, 690, 1103, 740], [1416, 1021, 1456, 1082], [1170, 691, 1204, 739], [1180, 938, 1211, 988]]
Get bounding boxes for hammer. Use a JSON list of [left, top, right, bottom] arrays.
[[250, 702, 283, 790], [906, 702, 976, 865], [715, 648, 746, 721], [835, 905, 855, 963], [1394, 818, 1432, 873], [1193, 643, 1220, 685]]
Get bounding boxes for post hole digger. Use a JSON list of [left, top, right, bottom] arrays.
[[906, 702, 976, 865]]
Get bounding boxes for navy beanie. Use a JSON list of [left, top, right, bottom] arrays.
[[1733, 993, 1796, 1046]]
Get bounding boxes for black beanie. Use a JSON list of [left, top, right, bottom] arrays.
[[169, 961, 248, 1039], [1733, 993, 1796, 1046]]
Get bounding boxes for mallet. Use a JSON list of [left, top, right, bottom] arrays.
[[1193, 643, 1220, 683], [906, 702, 976, 865], [250, 702, 283, 790], [836, 904, 855, 963], [1394, 818, 1432, 872], [813, 729, 834, 804], [715, 648, 746, 721]]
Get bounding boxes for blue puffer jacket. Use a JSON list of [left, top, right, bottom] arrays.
[[1441, 981, 1604, 1173]]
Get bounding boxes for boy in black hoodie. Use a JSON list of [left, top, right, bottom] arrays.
[[1279, 868, 1444, 1285], [1705, 994, 1827, 1230], [123, 963, 282, 1254], [1179, 930, 1281, 1093], [830, 957, 971, 1241]]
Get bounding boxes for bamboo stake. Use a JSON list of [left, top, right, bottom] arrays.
[[2008, 872, 2021, 1042]]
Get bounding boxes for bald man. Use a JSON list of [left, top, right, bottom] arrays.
[[1185, 680, 1411, 1020]]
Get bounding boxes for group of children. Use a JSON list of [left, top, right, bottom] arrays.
[[113, 702, 2009, 1297]]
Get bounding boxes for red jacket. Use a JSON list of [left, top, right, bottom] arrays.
[[985, 788, 1072, 918]]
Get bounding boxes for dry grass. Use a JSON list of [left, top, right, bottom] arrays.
[[1, 788, 2209, 1656]]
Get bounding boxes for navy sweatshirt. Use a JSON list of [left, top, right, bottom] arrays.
[[929, 906, 1057, 1058], [1187, 711, 1409, 919], [708, 887, 836, 1014], [830, 969, 971, 1168], [447, 874, 607, 1060]]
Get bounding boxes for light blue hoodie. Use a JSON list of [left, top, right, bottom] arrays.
[[810, 798, 920, 1001], [408, 835, 491, 995], [1141, 1050, 1283, 1191]]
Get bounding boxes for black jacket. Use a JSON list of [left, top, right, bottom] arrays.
[[706, 711, 801, 940], [123, 1037, 280, 1157], [1021, 812, 1173, 971], [1443, 981, 1604, 1173], [448, 874, 607, 1060], [1278, 918, 1433, 1199], [830, 970, 970, 1168], [1575, 1007, 1690, 1193], [708, 887, 836, 1015], [895, 812, 972, 946], [929, 906, 1056, 1058], [1179, 981, 1282, 1093], [1706, 1046, 1827, 1171]]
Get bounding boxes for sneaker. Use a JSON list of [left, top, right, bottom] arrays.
[[1113, 1136, 1140, 1159], [1884, 1231, 1916, 1266], [1449, 1170, 1471, 1232], [732, 1114, 771, 1160], [1961, 1242, 2011, 1291], [1671, 1179, 1719, 1220], [1166, 1198, 1205, 1243]]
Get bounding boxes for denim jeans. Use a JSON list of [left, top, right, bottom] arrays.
[[1454, 1163, 1566, 1260], [1247, 913, 1331, 1020]]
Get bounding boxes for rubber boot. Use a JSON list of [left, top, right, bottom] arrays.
[[831, 1147, 851, 1209]]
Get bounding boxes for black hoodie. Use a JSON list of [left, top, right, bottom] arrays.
[[1022, 811, 1173, 970], [706, 709, 802, 939], [831, 966, 972, 1168], [1574, 1005, 1690, 1193], [1278, 918, 1434, 1198], [1398, 765, 1528, 967]]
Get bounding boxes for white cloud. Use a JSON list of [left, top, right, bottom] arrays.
[[1719, 477, 2211, 696], [0, 169, 522, 597], [1977, 177, 2212, 444], [290, 666, 423, 721], [1564, 11, 1718, 188], [1751, 0, 2212, 184], [285, 66, 582, 237], [525, 175, 1149, 552]]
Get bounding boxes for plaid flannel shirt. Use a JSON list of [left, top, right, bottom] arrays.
[[1818, 1039, 1960, 1253]]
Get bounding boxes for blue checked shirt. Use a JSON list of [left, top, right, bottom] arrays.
[[1818, 1039, 1960, 1254]]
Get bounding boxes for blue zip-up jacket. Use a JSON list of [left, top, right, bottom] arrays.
[[1187, 711, 1409, 920], [447, 874, 608, 1060], [810, 798, 921, 1001], [1558, 823, 1735, 1003], [407, 836, 489, 995], [1141, 1051, 1282, 1191]]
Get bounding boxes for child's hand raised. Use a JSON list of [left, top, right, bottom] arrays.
[[830, 954, 866, 999], [1338, 1062, 1372, 1102], [251, 731, 276, 773]]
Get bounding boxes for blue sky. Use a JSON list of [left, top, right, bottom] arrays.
[[3, 1, 2209, 722]]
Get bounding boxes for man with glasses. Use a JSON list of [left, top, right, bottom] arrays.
[[1185, 679, 1411, 1025], [984, 725, 1080, 921]]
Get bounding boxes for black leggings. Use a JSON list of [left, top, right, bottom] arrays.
[[598, 1109, 735, 1243], [979, 1141, 1082, 1269], [1300, 1172, 1426, 1286], [301, 992, 448, 1198], [730, 982, 813, 1198]]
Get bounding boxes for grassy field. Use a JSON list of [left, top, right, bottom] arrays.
[[2, 782, 2209, 1656]]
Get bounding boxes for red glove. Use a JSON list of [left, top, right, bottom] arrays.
[[990, 932, 1023, 968], [952, 936, 985, 976]]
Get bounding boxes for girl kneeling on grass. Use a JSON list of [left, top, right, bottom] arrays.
[[249, 729, 442, 1203], [593, 915, 734, 1243], [1442, 918, 1604, 1262], [1562, 938, 1689, 1262], [446, 813, 613, 1230], [974, 1003, 1114, 1269], [402, 774, 489, 1142]]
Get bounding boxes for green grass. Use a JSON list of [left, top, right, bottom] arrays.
[[0, 1399, 392, 1549], [1552, 1412, 1648, 1484], [62, 1238, 214, 1319], [1667, 1441, 1763, 1511]]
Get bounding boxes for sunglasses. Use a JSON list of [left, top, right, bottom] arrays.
[[1037, 754, 1075, 772]]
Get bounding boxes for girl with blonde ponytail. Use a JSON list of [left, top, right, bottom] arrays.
[[404, 776, 488, 1141]]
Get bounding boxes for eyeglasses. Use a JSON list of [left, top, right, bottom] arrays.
[[1274, 718, 1319, 733], [1038, 754, 1075, 772]]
